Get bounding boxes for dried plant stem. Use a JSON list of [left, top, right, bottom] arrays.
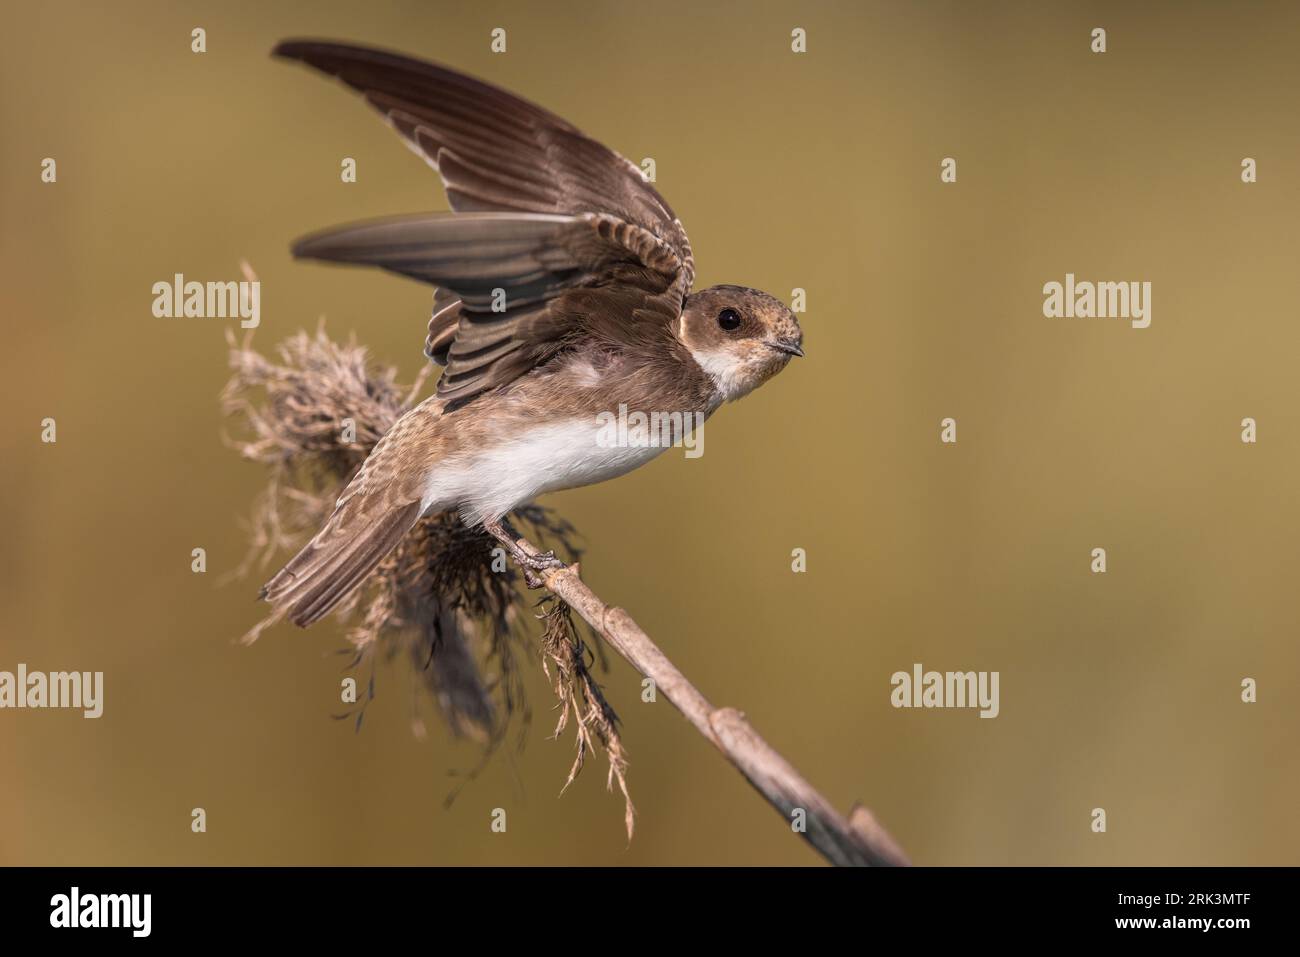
[[490, 528, 911, 868]]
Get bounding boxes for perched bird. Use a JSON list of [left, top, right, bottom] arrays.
[[261, 40, 804, 626]]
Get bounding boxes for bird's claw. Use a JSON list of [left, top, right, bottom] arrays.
[[520, 549, 563, 588], [483, 518, 564, 587], [523, 548, 558, 570]]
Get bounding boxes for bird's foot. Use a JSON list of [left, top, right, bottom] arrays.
[[521, 547, 559, 570], [483, 518, 565, 588], [519, 548, 563, 589]]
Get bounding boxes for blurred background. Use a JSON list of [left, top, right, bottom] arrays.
[[3, 0, 1299, 865]]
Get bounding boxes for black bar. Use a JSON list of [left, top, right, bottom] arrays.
[[0, 866, 1283, 942]]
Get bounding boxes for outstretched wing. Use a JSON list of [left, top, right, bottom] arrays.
[[274, 40, 695, 404]]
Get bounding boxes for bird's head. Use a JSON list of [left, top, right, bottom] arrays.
[[678, 285, 804, 402]]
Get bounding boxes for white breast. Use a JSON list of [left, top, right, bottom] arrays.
[[421, 417, 669, 526]]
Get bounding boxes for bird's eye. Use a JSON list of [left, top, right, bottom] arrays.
[[717, 308, 742, 331]]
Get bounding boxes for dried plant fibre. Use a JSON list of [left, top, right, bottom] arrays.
[[221, 325, 634, 835]]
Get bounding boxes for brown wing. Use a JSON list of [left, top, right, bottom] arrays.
[[291, 209, 688, 403], [273, 40, 695, 404], [425, 286, 460, 364]]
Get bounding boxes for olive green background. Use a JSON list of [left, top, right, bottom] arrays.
[[3, 0, 1298, 865]]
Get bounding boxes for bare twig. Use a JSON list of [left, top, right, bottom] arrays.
[[489, 528, 910, 868]]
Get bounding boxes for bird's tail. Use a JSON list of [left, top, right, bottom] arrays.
[[260, 499, 423, 627]]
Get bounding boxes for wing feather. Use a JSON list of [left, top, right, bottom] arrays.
[[274, 40, 695, 404]]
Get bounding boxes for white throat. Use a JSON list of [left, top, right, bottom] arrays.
[[687, 346, 752, 402]]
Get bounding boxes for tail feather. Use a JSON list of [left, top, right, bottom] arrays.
[[261, 500, 423, 627]]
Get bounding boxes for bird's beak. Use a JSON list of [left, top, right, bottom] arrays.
[[766, 338, 805, 358]]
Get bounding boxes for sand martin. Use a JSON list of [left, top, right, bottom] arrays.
[[261, 40, 804, 626]]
